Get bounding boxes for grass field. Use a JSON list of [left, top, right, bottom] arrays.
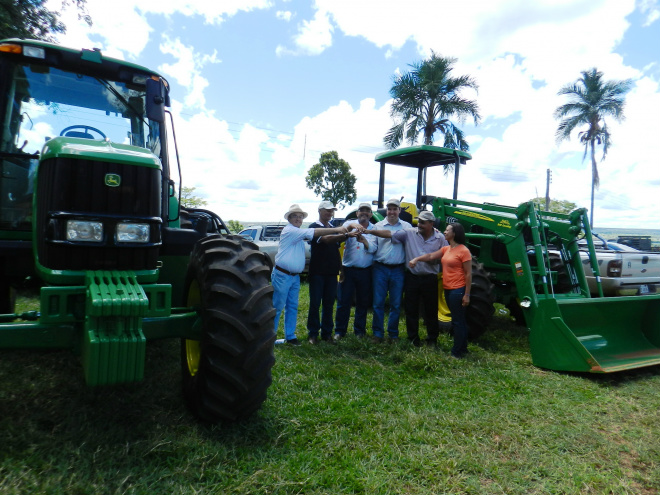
[[1, 285, 659, 494]]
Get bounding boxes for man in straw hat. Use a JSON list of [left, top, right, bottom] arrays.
[[273, 204, 348, 346]]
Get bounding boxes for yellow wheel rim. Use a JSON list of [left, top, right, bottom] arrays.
[[185, 279, 202, 377], [437, 273, 452, 323]]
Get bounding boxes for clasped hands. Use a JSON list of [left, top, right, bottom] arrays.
[[345, 223, 367, 239]]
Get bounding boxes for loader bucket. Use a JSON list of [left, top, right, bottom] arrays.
[[529, 295, 660, 373]]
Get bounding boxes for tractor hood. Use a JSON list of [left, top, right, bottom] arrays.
[[41, 137, 162, 169]]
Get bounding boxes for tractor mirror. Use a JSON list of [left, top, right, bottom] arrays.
[[146, 78, 166, 123]]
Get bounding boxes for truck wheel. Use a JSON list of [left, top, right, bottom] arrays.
[[466, 259, 495, 340], [181, 234, 276, 422], [548, 253, 574, 293]]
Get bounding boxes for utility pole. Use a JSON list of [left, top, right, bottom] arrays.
[[545, 169, 551, 211]]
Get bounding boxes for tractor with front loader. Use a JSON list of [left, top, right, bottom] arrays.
[[0, 39, 275, 422], [374, 145, 660, 373]]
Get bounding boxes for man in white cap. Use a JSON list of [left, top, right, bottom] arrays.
[[334, 202, 377, 339], [369, 198, 412, 343], [369, 210, 448, 346], [306, 200, 346, 344], [273, 204, 348, 346]]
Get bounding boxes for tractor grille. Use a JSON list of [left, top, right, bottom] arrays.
[[36, 157, 162, 271]]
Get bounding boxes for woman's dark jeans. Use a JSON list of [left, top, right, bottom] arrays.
[[445, 287, 468, 357]]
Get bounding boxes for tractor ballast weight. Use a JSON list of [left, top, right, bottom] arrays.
[[374, 145, 660, 373], [0, 39, 275, 421]]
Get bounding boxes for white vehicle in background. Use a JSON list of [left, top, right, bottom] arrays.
[[579, 234, 660, 296], [238, 225, 311, 273]]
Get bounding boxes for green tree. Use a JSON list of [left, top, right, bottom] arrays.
[[180, 186, 208, 209], [554, 68, 632, 227], [384, 51, 481, 155], [305, 151, 357, 208], [529, 197, 578, 215], [0, 0, 92, 41], [226, 220, 244, 233]]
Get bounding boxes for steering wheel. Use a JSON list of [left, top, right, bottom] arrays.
[[60, 125, 107, 140]]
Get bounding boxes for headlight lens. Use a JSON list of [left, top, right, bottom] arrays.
[[116, 223, 150, 243], [67, 220, 103, 242]]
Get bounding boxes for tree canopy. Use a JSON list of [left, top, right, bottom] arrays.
[[529, 197, 579, 215], [305, 151, 357, 208], [0, 0, 91, 41], [180, 186, 208, 209], [554, 68, 632, 226], [226, 220, 244, 234], [384, 51, 481, 152]]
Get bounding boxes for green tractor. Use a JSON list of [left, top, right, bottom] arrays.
[[0, 39, 275, 422], [374, 145, 660, 373]]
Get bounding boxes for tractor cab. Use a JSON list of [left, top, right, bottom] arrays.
[[373, 145, 471, 224]]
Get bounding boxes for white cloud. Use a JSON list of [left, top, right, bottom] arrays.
[[639, 0, 660, 25], [56, 0, 272, 59], [276, 10, 293, 21], [158, 37, 220, 109], [289, 9, 334, 55]]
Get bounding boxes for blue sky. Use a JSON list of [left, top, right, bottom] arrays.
[[57, 0, 660, 228]]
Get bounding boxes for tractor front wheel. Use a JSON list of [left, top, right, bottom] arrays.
[[466, 259, 495, 340], [181, 234, 275, 423]]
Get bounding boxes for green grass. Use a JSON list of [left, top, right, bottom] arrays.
[[1, 285, 659, 494]]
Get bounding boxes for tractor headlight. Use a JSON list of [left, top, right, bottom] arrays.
[[116, 223, 150, 243], [67, 220, 103, 242]]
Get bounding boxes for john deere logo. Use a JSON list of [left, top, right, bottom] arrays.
[[105, 173, 121, 187]]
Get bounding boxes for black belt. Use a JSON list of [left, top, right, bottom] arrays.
[[376, 261, 404, 268], [344, 265, 371, 270], [275, 265, 299, 276]]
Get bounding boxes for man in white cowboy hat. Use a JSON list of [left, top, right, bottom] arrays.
[[306, 200, 346, 345], [273, 203, 348, 346]]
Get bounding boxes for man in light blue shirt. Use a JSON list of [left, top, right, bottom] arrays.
[[272, 204, 347, 346], [370, 198, 412, 342], [334, 202, 377, 339]]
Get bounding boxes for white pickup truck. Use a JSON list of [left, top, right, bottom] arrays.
[[238, 225, 311, 272], [579, 236, 660, 296]]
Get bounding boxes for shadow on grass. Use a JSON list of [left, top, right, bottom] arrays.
[[0, 340, 280, 459]]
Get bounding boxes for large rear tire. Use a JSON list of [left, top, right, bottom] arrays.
[[466, 259, 495, 340], [182, 234, 275, 423]]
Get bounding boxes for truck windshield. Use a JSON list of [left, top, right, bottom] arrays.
[[0, 60, 161, 231]]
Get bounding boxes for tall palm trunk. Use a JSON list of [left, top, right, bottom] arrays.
[[589, 140, 597, 227]]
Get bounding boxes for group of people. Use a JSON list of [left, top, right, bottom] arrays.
[[271, 198, 472, 358]]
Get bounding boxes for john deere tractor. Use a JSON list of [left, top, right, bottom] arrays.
[[374, 145, 660, 373], [0, 39, 275, 422]]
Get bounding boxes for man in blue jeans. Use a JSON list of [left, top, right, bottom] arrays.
[[369, 210, 447, 346], [334, 202, 377, 339], [306, 200, 346, 344], [272, 204, 347, 346], [370, 198, 412, 343]]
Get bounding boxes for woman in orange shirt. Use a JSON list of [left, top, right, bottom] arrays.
[[409, 223, 472, 358]]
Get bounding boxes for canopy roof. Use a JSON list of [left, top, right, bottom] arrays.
[[375, 145, 471, 169]]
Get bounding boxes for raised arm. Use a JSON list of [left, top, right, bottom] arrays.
[[409, 248, 444, 269], [367, 229, 393, 239], [313, 225, 348, 237]]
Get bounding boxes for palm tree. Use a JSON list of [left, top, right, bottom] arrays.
[[554, 68, 632, 227], [384, 52, 481, 154]]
